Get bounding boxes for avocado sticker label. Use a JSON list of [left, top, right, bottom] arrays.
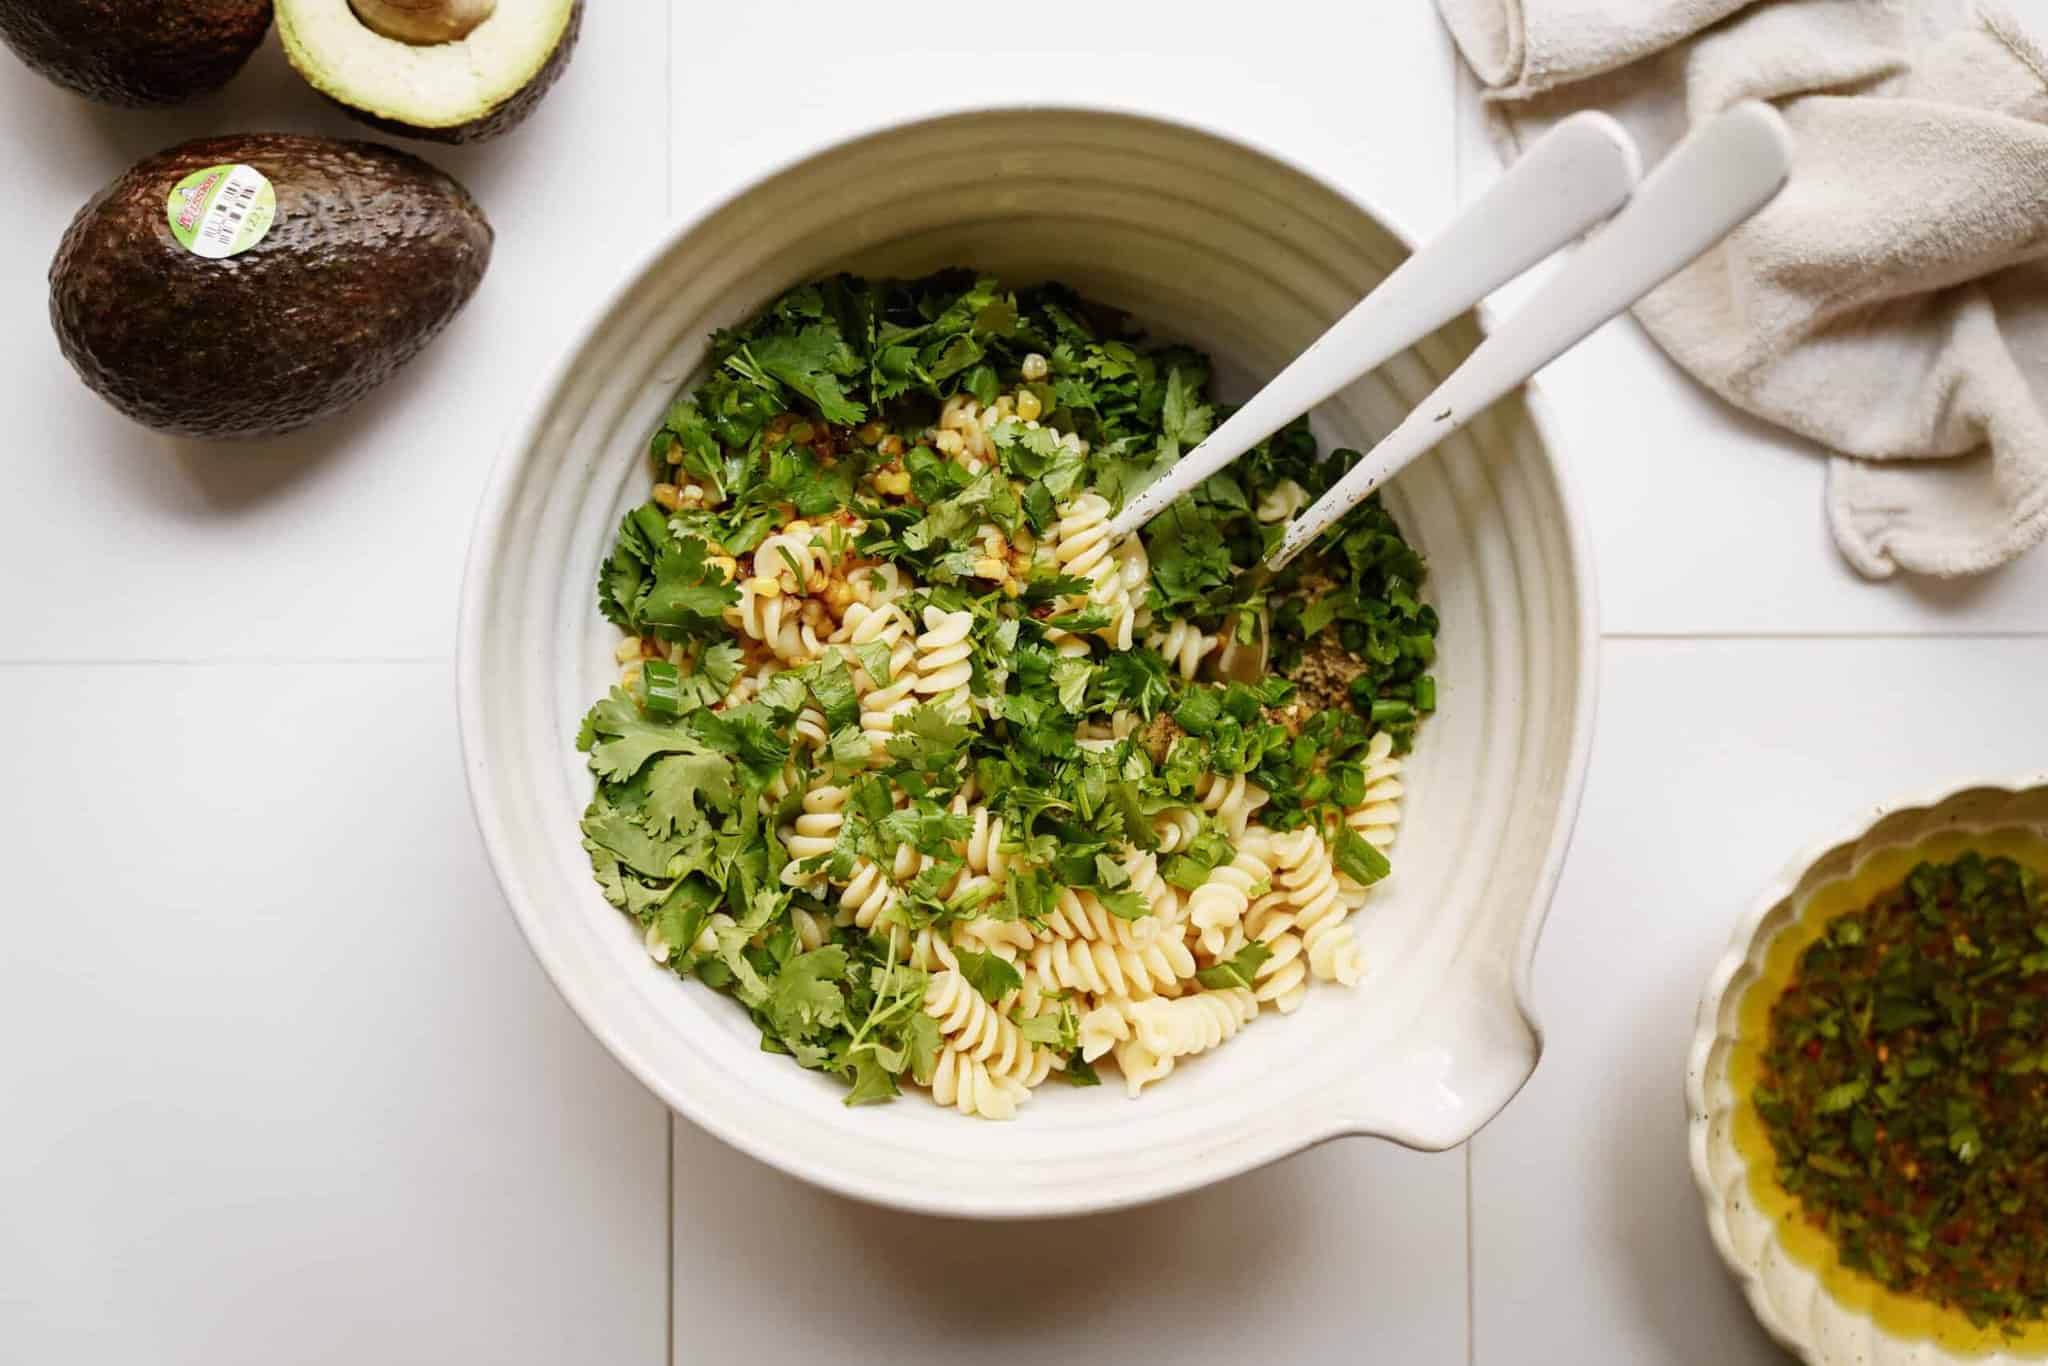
[[165, 164, 276, 260]]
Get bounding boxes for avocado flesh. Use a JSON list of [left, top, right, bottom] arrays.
[[0, 0, 272, 107], [277, 0, 578, 144], [50, 134, 493, 440]]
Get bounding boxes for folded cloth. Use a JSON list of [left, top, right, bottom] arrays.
[[1437, 0, 2048, 578]]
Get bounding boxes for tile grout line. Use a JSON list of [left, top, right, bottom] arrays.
[[665, 1111, 676, 1366], [1465, 1143, 1479, 1366]]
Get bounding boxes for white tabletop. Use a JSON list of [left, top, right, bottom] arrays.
[[4, 5, 2044, 1363]]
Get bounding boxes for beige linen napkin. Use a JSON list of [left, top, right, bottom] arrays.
[[1437, 0, 2048, 578]]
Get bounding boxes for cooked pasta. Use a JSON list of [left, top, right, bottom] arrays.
[[581, 271, 1442, 1118], [1242, 887, 1310, 1014], [1187, 835, 1273, 960], [1343, 729, 1406, 854], [1052, 492, 1143, 651], [1195, 771, 1269, 840], [1131, 987, 1258, 1060], [912, 605, 975, 720], [1269, 826, 1364, 986], [1147, 619, 1217, 681]]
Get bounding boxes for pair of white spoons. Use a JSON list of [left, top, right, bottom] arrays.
[[1109, 102, 1795, 571]]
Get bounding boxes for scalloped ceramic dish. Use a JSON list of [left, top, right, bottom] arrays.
[[457, 106, 1598, 1218], [1689, 776, 2048, 1362]]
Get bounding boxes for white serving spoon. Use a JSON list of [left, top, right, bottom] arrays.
[[1267, 101, 1794, 570], [1107, 110, 1641, 542]]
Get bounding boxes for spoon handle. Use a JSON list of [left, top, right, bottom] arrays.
[[1107, 111, 1640, 541], [1269, 101, 1794, 570]]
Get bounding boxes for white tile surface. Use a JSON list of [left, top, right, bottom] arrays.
[[8, 4, 2048, 1366], [0, 12, 671, 663], [0, 662, 669, 1366], [668, 1, 1464, 258], [1472, 637, 2048, 1366], [671, 1119, 1468, 1366]]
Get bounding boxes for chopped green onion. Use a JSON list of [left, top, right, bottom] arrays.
[[1414, 676, 1437, 713], [1369, 698, 1414, 725], [640, 659, 684, 717]]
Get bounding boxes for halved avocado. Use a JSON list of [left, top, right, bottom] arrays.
[[276, 0, 579, 144], [0, 0, 272, 108]]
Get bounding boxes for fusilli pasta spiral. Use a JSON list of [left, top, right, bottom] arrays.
[[1242, 887, 1309, 1014], [1131, 987, 1258, 1060], [912, 605, 974, 720], [1194, 771, 1269, 839], [1270, 826, 1364, 985], [1187, 835, 1273, 959], [1147, 619, 1217, 681], [1052, 492, 1143, 651], [929, 1046, 1031, 1119]]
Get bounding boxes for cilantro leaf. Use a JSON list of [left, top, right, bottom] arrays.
[[581, 804, 684, 880], [955, 949, 1023, 1004], [853, 638, 893, 689], [733, 323, 866, 425], [641, 536, 740, 638], [799, 655, 860, 732], [885, 704, 973, 769], [763, 946, 851, 1041], [641, 746, 736, 837], [1196, 942, 1273, 991], [580, 689, 708, 783]]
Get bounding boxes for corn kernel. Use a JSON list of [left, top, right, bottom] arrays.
[[652, 483, 682, 511], [934, 429, 965, 457], [619, 661, 642, 687], [856, 421, 885, 445], [973, 556, 1007, 580], [873, 468, 911, 497], [707, 554, 738, 582], [876, 434, 904, 458], [614, 638, 644, 663], [748, 575, 782, 599], [825, 580, 855, 614], [1015, 390, 1043, 422], [1021, 352, 1049, 381]]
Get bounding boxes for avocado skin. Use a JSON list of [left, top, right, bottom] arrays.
[[330, 0, 582, 144], [0, 0, 272, 108], [50, 134, 493, 440]]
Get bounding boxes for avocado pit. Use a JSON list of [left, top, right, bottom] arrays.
[[347, 0, 495, 45]]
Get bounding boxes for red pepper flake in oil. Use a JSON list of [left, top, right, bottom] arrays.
[[1755, 853, 2048, 1333]]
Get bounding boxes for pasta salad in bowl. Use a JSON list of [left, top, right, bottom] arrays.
[[458, 106, 1595, 1216], [585, 272, 1435, 1118]]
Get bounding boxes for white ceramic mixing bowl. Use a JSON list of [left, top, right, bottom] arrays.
[[457, 106, 1598, 1218]]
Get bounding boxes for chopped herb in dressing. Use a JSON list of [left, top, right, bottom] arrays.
[[1757, 853, 2048, 1331]]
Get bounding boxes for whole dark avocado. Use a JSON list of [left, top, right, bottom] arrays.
[[50, 134, 493, 440], [278, 0, 580, 144], [0, 0, 273, 108]]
